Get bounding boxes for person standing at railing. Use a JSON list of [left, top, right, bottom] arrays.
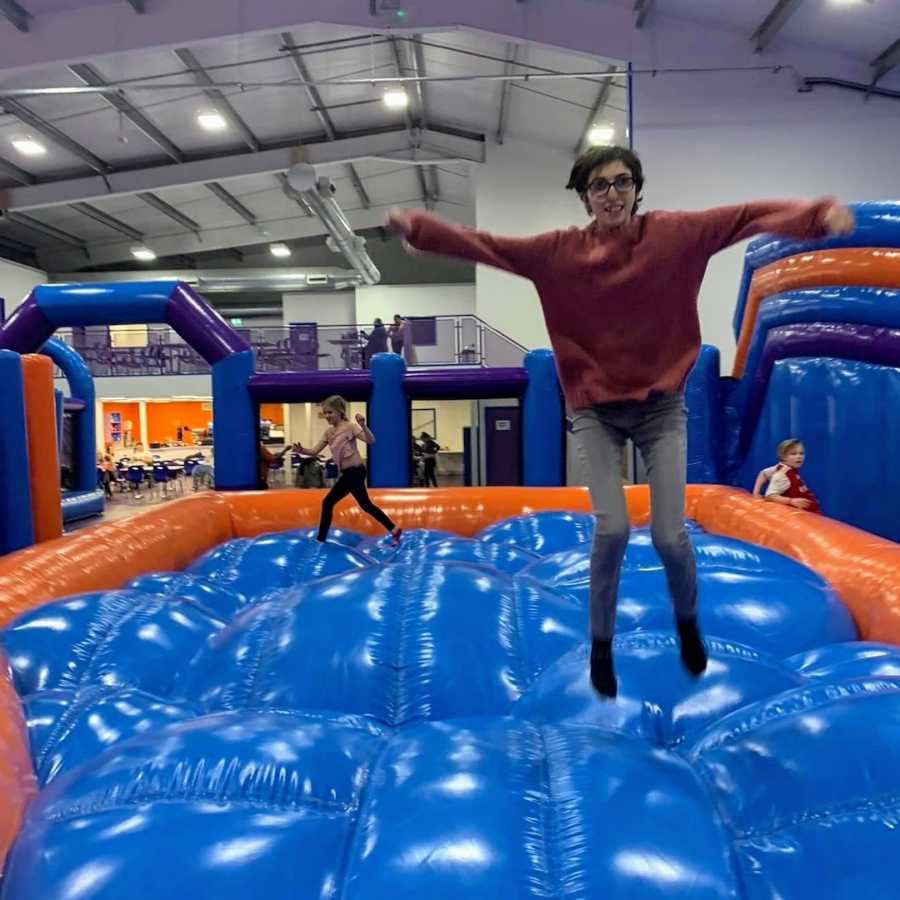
[[389, 314, 406, 356], [362, 318, 389, 368], [387, 144, 855, 700]]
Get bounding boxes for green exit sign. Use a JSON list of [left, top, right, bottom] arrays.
[[229, 317, 243, 326]]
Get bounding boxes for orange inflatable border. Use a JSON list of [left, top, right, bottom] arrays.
[[732, 247, 900, 378], [0, 483, 898, 868], [21, 355, 62, 544], [0, 485, 898, 640]]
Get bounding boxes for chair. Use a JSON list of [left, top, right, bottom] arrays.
[[151, 464, 171, 498], [126, 465, 146, 501], [166, 462, 185, 494]]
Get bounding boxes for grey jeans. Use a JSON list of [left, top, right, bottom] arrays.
[[571, 390, 697, 641]]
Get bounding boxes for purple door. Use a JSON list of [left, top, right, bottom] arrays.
[[484, 406, 521, 485]]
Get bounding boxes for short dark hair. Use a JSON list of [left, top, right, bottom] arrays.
[[566, 145, 644, 214]]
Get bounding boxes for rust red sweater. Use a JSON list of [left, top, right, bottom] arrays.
[[406, 201, 833, 408]]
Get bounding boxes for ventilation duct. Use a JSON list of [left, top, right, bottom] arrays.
[[285, 164, 382, 286], [195, 272, 364, 293]]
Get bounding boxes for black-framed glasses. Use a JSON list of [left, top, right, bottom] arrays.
[[586, 175, 635, 196]]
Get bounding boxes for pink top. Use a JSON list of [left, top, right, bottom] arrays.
[[406, 200, 833, 407], [328, 423, 363, 464]]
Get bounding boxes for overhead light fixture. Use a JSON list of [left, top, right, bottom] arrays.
[[588, 124, 616, 145], [197, 110, 228, 131], [131, 246, 157, 262], [269, 243, 291, 258], [11, 137, 46, 157], [383, 86, 409, 110]]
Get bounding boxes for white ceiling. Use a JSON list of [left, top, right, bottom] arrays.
[[0, 23, 627, 271], [0, 0, 895, 274]]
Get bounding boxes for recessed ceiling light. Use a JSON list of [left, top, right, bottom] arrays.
[[131, 246, 157, 262], [383, 86, 409, 110], [269, 243, 291, 258], [11, 137, 46, 157], [588, 124, 616, 145], [197, 110, 228, 131]]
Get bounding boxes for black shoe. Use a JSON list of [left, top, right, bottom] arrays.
[[677, 617, 708, 676], [590, 638, 617, 699]]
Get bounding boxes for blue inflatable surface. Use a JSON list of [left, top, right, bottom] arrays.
[[2, 511, 898, 900]]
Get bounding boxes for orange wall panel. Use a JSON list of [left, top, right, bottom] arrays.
[[260, 403, 284, 426], [146, 401, 212, 445], [102, 402, 141, 446]]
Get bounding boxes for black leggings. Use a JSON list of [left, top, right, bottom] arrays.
[[317, 465, 395, 541], [423, 458, 438, 487]]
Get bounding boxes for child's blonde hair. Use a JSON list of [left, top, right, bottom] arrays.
[[321, 395, 348, 419], [777, 438, 804, 460]]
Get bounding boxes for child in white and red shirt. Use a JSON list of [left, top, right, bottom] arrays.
[[753, 439, 821, 514]]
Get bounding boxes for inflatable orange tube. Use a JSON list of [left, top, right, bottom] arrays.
[[0, 670, 36, 875], [21, 354, 62, 543], [732, 248, 900, 378], [1, 485, 898, 642]]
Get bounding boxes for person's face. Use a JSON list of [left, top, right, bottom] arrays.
[[781, 445, 805, 468], [321, 406, 342, 426], [584, 160, 637, 230], [394, 316, 401, 325]]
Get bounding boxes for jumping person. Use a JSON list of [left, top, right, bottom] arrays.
[[294, 395, 402, 544], [387, 145, 854, 698]]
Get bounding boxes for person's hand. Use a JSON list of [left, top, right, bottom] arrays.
[[386, 208, 413, 239], [790, 497, 812, 510], [823, 203, 855, 236], [355, 413, 366, 427]]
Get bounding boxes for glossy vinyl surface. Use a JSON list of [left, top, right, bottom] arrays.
[[2, 509, 899, 899]]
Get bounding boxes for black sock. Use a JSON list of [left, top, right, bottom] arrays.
[[590, 638, 617, 699], [676, 616, 708, 676]]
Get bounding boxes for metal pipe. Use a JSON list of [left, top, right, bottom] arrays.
[[195, 272, 364, 293], [293, 174, 381, 285]]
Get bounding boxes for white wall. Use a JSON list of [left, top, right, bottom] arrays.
[[0, 259, 46, 317], [282, 291, 355, 326], [355, 284, 475, 323], [474, 140, 583, 350]]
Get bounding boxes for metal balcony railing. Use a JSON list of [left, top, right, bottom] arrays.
[[52, 315, 528, 377]]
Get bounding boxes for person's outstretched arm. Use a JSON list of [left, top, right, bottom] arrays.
[[387, 208, 561, 280], [295, 434, 328, 456], [354, 413, 375, 445], [690, 198, 854, 256]]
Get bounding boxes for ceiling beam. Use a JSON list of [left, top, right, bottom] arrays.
[[634, 0, 654, 29], [280, 30, 371, 210], [389, 37, 431, 209], [67, 63, 185, 163], [206, 182, 257, 224], [70, 201, 144, 241], [5, 212, 87, 251], [1, 128, 485, 212], [407, 35, 439, 203], [0, 98, 111, 174], [174, 47, 261, 153], [870, 36, 900, 89], [573, 66, 618, 155], [495, 43, 519, 146], [0, 155, 36, 185], [0, 0, 30, 32], [750, 0, 804, 53], [136, 191, 202, 235], [42, 203, 436, 272], [0, 231, 36, 256]]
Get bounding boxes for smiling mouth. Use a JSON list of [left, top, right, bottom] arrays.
[[603, 203, 625, 215]]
